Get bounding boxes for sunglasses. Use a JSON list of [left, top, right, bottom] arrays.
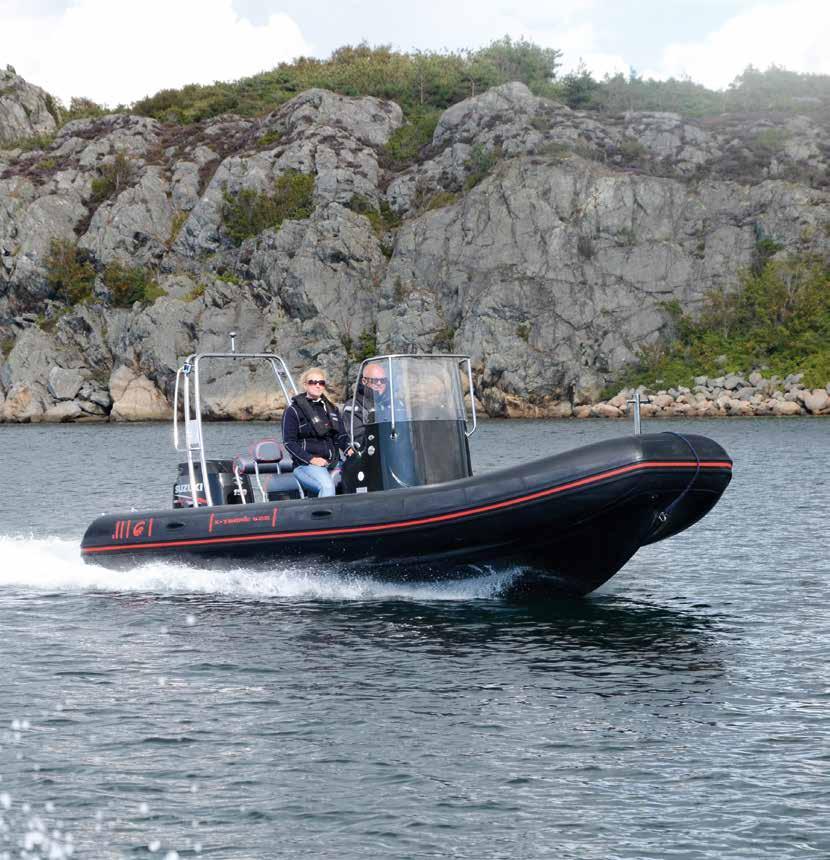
[[363, 376, 387, 384], [306, 379, 327, 387]]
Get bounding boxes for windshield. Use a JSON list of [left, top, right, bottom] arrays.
[[357, 355, 468, 423]]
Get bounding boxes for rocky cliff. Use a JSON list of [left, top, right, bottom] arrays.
[[1, 78, 829, 422]]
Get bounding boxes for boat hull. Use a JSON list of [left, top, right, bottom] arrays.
[[80, 432, 732, 596]]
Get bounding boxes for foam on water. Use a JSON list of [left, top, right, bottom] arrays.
[[0, 535, 518, 602]]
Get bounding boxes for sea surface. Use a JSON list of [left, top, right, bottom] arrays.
[[0, 417, 828, 859]]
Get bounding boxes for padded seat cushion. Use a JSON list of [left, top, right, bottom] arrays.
[[234, 438, 293, 475]]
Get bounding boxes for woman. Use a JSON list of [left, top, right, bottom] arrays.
[[282, 367, 351, 497]]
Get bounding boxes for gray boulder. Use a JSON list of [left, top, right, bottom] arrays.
[[0, 67, 58, 145]]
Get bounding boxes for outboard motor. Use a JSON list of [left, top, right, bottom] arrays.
[[173, 459, 250, 508]]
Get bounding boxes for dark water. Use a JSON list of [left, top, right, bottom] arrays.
[[0, 418, 828, 859]]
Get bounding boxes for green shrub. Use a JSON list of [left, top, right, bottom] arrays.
[[45, 239, 96, 304], [90, 150, 136, 204], [62, 96, 107, 123], [619, 137, 647, 161], [1, 336, 16, 357], [222, 171, 315, 244], [382, 109, 440, 168], [103, 262, 165, 306], [613, 255, 830, 389]]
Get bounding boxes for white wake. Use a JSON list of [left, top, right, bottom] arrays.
[[0, 535, 518, 601]]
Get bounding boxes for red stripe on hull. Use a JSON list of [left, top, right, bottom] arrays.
[[82, 459, 732, 555]]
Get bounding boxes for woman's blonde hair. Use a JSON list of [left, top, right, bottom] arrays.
[[300, 367, 327, 386]]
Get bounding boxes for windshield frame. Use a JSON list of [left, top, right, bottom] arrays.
[[348, 354, 477, 443]]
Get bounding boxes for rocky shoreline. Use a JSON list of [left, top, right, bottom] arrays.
[[578, 372, 830, 419], [1, 363, 827, 422]]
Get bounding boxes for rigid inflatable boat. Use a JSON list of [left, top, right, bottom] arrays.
[[81, 349, 732, 595]]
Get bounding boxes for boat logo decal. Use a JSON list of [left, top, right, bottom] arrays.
[[112, 518, 154, 541], [207, 510, 277, 533]]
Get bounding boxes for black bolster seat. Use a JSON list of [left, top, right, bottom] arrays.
[[233, 438, 303, 501]]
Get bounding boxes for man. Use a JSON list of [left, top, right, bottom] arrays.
[[342, 362, 391, 451]]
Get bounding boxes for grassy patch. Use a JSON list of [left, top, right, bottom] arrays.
[[612, 255, 830, 390], [425, 191, 459, 211], [7, 133, 55, 152], [256, 129, 283, 149], [185, 282, 207, 301], [168, 211, 188, 245], [222, 170, 315, 245], [216, 271, 244, 286]]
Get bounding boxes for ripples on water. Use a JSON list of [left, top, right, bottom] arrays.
[[0, 418, 828, 859]]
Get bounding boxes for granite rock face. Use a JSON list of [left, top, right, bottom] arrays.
[[0, 67, 59, 145], [1, 77, 829, 421]]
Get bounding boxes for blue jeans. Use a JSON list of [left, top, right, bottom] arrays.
[[294, 464, 337, 497]]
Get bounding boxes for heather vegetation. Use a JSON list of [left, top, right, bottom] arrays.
[[616, 255, 830, 390]]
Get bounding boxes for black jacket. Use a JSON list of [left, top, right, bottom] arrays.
[[282, 394, 350, 467], [342, 383, 392, 449]]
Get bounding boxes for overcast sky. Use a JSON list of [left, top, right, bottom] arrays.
[[2, 0, 830, 106]]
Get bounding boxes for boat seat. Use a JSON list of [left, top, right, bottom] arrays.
[[233, 438, 304, 502], [233, 438, 294, 475]]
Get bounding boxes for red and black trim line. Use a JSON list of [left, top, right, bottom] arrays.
[[82, 458, 731, 555]]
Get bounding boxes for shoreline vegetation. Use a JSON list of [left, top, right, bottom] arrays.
[[3, 40, 830, 421]]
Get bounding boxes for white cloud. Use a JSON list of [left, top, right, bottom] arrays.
[[656, 0, 830, 88], [552, 23, 630, 79], [1, 0, 311, 106]]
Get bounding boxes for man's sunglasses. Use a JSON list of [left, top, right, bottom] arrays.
[[362, 376, 387, 384], [305, 379, 327, 387]]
